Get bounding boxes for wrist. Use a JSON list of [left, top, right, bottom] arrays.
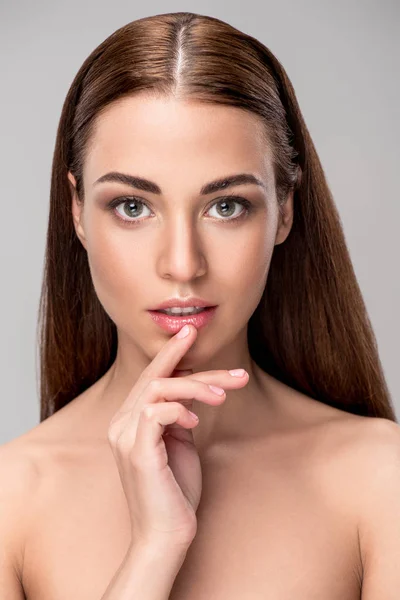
[[128, 536, 192, 562]]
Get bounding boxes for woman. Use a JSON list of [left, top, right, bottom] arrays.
[[1, 11, 399, 599]]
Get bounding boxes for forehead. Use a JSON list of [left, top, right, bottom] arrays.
[[84, 95, 272, 190]]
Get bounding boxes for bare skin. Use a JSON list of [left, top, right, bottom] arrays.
[[0, 95, 370, 598], [1, 366, 366, 599]]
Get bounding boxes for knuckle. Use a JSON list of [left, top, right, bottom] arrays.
[[107, 430, 117, 446], [141, 404, 155, 420], [147, 378, 162, 393], [107, 424, 119, 445], [116, 434, 132, 456]]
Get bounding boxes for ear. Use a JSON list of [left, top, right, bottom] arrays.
[[274, 189, 294, 246], [68, 172, 87, 250]]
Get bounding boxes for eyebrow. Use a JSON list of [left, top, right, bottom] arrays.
[[93, 171, 268, 195]]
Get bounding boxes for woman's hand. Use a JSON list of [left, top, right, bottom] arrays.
[[107, 324, 249, 550]]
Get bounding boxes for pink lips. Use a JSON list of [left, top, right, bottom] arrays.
[[148, 306, 218, 334]]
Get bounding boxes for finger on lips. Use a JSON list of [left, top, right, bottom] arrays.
[[118, 325, 248, 416]]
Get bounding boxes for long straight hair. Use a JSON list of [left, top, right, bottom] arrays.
[[37, 11, 396, 422]]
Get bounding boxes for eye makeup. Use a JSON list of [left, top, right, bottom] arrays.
[[104, 193, 256, 227]]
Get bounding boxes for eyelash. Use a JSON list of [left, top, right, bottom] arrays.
[[105, 194, 254, 227]]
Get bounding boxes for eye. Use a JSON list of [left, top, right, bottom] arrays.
[[112, 197, 152, 221], [207, 196, 251, 221], [106, 194, 253, 226]]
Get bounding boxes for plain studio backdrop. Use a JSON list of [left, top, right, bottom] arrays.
[[0, 0, 398, 444]]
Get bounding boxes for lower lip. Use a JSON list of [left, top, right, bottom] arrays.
[[148, 306, 218, 333]]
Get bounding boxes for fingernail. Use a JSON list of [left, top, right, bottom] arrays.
[[209, 385, 225, 396], [188, 410, 199, 420], [228, 369, 246, 377], [177, 324, 190, 338]]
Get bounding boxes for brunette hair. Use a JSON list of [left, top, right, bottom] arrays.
[[37, 11, 396, 422]]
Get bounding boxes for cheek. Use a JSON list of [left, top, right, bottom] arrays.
[[220, 223, 274, 293], [84, 226, 147, 322]]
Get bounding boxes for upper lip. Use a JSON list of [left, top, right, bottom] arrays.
[[150, 297, 217, 310]]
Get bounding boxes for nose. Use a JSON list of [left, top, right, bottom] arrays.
[[157, 215, 207, 281]]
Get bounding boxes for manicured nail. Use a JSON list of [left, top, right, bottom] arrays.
[[228, 369, 246, 377], [177, 324, 190, 338]]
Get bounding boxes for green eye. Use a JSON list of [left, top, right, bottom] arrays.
[[207, 198, 249, 220], [106, 195, 253, 226]]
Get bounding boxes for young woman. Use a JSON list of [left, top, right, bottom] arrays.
[[1, 11, 399, 600]]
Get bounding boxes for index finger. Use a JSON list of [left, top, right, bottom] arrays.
[[145, 324, 198, 380], [119, 325, 198, 413]]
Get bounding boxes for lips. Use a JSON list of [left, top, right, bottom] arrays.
[[148, 306, 218, 333], [150, 297, 216, 310], [156, 307, 207, 315]]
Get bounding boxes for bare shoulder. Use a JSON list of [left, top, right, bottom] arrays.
[[0, 434, 42, 520], [306, 403, 400, 484], [0, 388, 98, 542], [321, 412, 400, 476], [284, 383, 400, 461], [282, 391, 400, 516], [333, 414, 400, 509], [0, 434, 43, 591], [340, 414, 400, 458], [0, 397, 94, 580], [0, 426, 49, 498], [327, 415, 400, 594]]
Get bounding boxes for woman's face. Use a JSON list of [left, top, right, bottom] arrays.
[[68, 94, 293, 371]]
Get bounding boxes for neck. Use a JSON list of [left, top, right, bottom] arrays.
[[85, 324, 283, 451], [91, 353, 279, 456]]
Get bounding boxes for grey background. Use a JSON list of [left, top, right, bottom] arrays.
[[0, 1, 398, 444]]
